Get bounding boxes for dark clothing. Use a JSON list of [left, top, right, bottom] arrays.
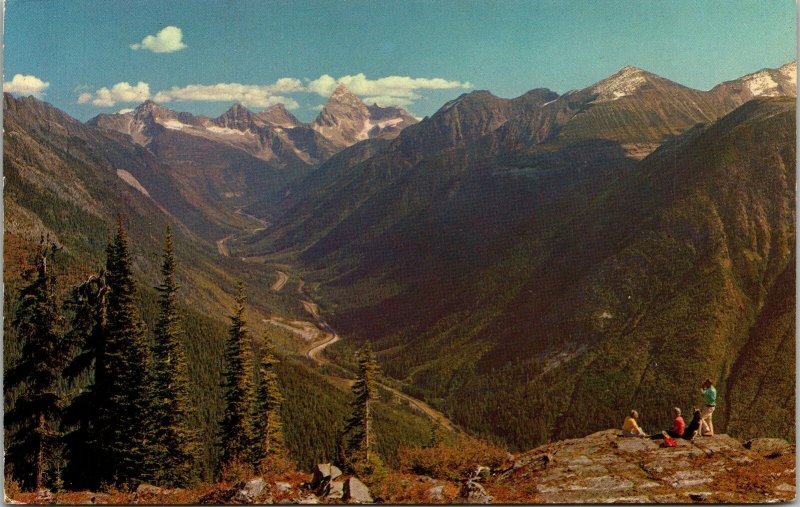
[[650, 429, 683, 440], [682, 414, 701, 440]]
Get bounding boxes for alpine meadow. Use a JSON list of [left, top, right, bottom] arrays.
[[2, 1, 797, 504]]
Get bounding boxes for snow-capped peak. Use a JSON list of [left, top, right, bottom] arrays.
[[590, 65, 650, 102]]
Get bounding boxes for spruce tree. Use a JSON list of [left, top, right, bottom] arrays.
[[148, 227, 198, 486], [4, 238, 67, 491], [219, 281, 254, 474], [340, 343, 380, 471], [103, 220, 153, 486], [250, 331, 286, 471], [61, 271, 111, 490]]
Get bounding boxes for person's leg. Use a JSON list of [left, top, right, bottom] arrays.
[[706, 406, 715, 436], [700, 406, 714, 436]]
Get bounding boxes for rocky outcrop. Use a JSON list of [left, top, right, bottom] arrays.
[[342, 477, 373, 504], [491, 429, 796, 504]]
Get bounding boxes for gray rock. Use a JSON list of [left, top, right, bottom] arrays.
[[343, 477, 373, 504], [325, 479, 345, 500], [235, 477, 267, 503], [135, 484, 163, 497], [298, 494, 320, 504], [776, 483, 796, 493], [311, 463, 343, 490], [274, 482, 292, 493], [460, 480, 493, 504], [428, 485, 445, 502]]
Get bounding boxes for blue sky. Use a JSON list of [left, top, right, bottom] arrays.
[[4, 0, 796, 122]]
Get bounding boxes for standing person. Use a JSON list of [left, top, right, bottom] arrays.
[[699, 378, 717, 436], [622, 410, 647, 437]]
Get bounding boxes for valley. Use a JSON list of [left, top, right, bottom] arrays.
[[3, 58, 796, 493]]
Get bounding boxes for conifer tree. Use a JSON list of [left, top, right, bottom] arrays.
[[219, 281, 254, 474], [102, 220, 153, 486], [340, 343, 380, 471], [148, 227, 198, 486], [61, 271, 111, 489], [4, 238, 67, 490], [250, 331, 286, 471]]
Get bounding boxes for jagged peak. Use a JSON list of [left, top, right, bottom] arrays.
[[263, 103, 290, 113], [330, 83, 355, 98], [134, 100, 173, 117]]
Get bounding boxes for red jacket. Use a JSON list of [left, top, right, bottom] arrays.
[[672, 416, 686, 436]]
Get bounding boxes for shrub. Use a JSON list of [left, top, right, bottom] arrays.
[[397, 436, 510, 480]]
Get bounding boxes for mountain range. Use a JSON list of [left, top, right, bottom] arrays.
[[4, 60, 796, 458]]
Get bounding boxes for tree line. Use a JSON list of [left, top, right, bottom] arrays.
[[5, 220, 382, 492]]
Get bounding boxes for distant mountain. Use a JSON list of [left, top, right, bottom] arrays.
[[241, 63, 796, 450], [311, 84, 418, 148], [89, 100, 335, 167]]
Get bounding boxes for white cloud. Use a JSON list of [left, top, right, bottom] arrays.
[[4, 74, 50, 97], [130, 26, 187, 53], [76, 73, 472, 110], [305, 73, 472, 106], [362, 95, 414, 107], [117, 108, 135, 114], [79, 81, 150, 107], [153, 79, 303, 108]]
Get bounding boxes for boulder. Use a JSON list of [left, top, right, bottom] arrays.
[[460, 480, 493, 504], [298, 494, 320, 504], [235, 477, 267, 503], [311, 463, 343, 490], [428, 485, 445, 502], [343, 477, 373, 503], [324, 479, 345, 500], [744, 438, 793, 458]]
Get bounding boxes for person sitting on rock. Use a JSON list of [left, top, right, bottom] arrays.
[[621, 410, 647, 437], [650, 407, 685, 440], [681, 409, 702, 441]]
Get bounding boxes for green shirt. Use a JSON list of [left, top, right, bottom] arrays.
[[702, 386, 717, 406]]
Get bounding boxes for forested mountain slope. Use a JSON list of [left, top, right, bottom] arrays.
[[242, 60, 796, 450]]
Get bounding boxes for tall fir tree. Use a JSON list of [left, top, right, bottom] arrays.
[[340, 343, 380, 472], [250, 331, 286, 471], [219, 280, 254, 475], [61, 271, 111, 489], [102, 220, 154, 486], [148, 227, 198, 486], [4, 238, 67, 490]]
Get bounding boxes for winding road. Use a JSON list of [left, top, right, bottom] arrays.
[[271, 271, 289, 292], [216, 209, 459, 433]]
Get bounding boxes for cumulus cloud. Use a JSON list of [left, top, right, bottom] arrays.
[[152, 79, 303, 108], [76, 73, 472, 110], [305, 73, 472, 105], [4, 74, 50, 97], [78, 81, 150, 107], [130, 26, 187, 53]]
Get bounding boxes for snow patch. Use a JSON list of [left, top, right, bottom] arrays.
[[743, 72, 780, 96], [207, 125, 248, 135], [116, 169, 150, 197], [779, 62, 797, 87], [591, 66, 648, 102], [159, 118, 186, 130], [356, 116, 405, 140]]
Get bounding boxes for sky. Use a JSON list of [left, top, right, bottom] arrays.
[[3, 0, 796, 122]]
